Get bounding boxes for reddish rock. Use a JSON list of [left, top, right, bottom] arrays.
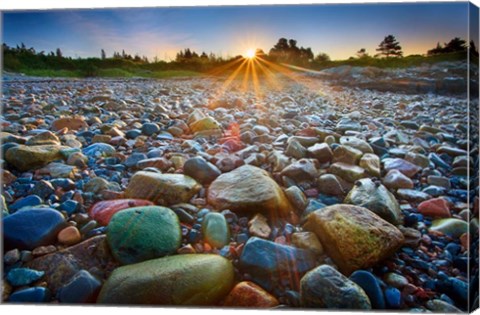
[[57, 226, 82, 246], [51, 117, 88, 131], [418, 198, 451, 218], [460, 233, 469, 250], [223, 281, 279, 308], [384, 158, 421, 178], [89, 199, 154, 226]]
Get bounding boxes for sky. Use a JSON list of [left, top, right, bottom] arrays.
[[1, 1, 477, 61]]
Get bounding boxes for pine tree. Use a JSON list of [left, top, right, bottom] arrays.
[[101, 49, 106, 60], [375, 35, 403, 58]]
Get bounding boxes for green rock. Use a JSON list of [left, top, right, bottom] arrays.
[[97, 254, 234, 305], [328, 162, 367, 183], [300, 264, 371, 309], [202, 212, 230, 248], [107, 206, 181, 265], [429, 218, 468, 238], [344, 178, 403, 225], [5, 145, 67, 171]]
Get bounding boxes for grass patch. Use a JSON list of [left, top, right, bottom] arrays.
[[97, 68, 134, 77], [19, 69, 83, 78], [140, 70, 202, 79]]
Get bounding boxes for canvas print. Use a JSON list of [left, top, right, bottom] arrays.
[[1, 1, 479, 313]]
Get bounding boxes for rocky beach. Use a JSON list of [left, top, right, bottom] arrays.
[[1, 62, 478, 312]]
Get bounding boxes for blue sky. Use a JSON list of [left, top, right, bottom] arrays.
[[2, 2, 473, 60]]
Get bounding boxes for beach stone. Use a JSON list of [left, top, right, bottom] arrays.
[[383, 170, 414, 189], [26, 131, 61, 146], [97, 254, 234, 305], [284, 186, 308, 211], [92, 134, 112, 144], [281, 158, 319, 181], [437, 146, 467, 157], [285, 139, 307, 159], [82, 143, 116, 158], [304, 204, 404, 275], [418, 198, 451, 218], [300, 265, 371, 309], [336, 119, 362, 132], [307, 143, 333, 163], [137, 157, 172, 171], [183, 156, 221, 184], [239, 237, 316, 291], [384, 287, 401, 309], [51, 117, 88, 131], [396, 189, 431, 202], [384, 158, 421, 178], [291, 231, 323, 255], [318, 174, 349, 196], [429, 218, 468, 238], [5, 144, 66, 171], [332, 145, 363, 165], [349, 270, 385, 309], [141, 122, 160, 136], [8, 287, 51, 303], [84, 177, 114, 194], [404, 152, 430, 168], [57, 270, 102, 303], [344, 178, 402, 225], [427, 176, 451, 189], [329, 163, 367, 183], [125, 171, 201, 205], [26, 235, 116, 294], [223, 281, 279, 308], [57, 226, 82, 246], [4, 249, 20, 265], [107, 206, 181, 265], [189, 116, 221, 134], [426, 299, 462, 312], [3, 208, 66, 250], [202, 212, 230, 248], [248, 213, 271, 239], [6, 267, 45, 286], [207, 165, 293, 217], [384, 273, 409, 289], [9, 195, 43, 212], [124, 152, 147, 168], [39, 162, 76, 178], [66, 152, 88, 168], [340, 136, 373, 154], [359, 153, 380, 177], [89, 199, 154, 226]]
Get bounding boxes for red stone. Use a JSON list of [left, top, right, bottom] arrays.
[[221, 139, 245, 152], [89, 199, 154, 226], [460, 233, 469, 250], [418, 198, 451, 218], [223, 281, 279, 308]]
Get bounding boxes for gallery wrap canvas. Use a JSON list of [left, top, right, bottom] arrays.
[[1, 0, 479, 313]]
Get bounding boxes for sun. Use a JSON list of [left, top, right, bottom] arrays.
[[245, 48, 256, 59]]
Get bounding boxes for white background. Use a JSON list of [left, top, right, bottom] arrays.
[[1, 0, 479, 315]]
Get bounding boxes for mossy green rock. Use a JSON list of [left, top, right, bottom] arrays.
[[202, 212, 230, 248], [97, 254, 234, 305], [429, 218, 468, 238], [304, 204, 404, 275], [5, 145, 67, 171], [107, 206, 181, 265]]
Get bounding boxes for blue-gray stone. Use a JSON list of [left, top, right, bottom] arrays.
[[9, 287, 51, 303], [124, 153, 147, 168], [429, 153, 451, 170], [60, 200, 79, 215], [3, 208, 65, 250], [156, 131, 174, 140], [350, 270, 385, 309], [10, 195, 43, 212], [239, 237, 317, 291], [141, 123, 160, 136], [125, 129, 142, 139], [183, 156, 221, 184], [384, 287, 402, 309], [82, 143, 116, 158], [7, 268, 45, 286], [57, 270, 102, 303]]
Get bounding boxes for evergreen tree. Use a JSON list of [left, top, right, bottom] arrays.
[[375, 35, 403, 58], [56, 48, 63, 58], [101, 49, 106, 60]]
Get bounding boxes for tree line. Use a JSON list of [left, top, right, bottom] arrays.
[[2, 34, 478, 76]]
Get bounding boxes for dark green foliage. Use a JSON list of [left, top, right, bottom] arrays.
[[375, 35, 403, 58], [268, 38, 314, 66], [428, 37, 468, 56]]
